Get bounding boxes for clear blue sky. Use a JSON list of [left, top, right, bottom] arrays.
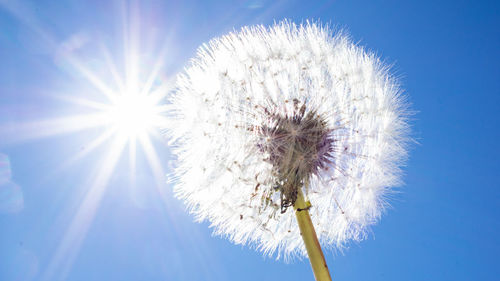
[[0, 0, 499, 280]]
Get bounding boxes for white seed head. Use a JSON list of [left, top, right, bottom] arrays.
[[165, 21, 410, 259]]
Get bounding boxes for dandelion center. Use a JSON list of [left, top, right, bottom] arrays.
[[258, 99, 335, 213]]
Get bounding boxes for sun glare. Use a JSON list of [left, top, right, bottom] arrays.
[[0, 4, 177, 279], [106, 91, 163, 138], [38, 44, 173, 279]]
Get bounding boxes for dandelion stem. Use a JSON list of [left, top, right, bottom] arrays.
[[294, 189, 332, 281]]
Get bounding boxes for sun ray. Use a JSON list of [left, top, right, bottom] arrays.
[[148, 79, 173, 104], [64, 55, 120, 104], [140, 43, 171, 97], [138, 133, 165, 190], [49, 93, 112, 111], [122, 1, 141, 95], [0, 113, 109, 145], [100, 44, 127, 93], [128, 136, 138, 187], [42, 136, 128, 281], [1, 1, 175, 279], [42, 128, 118, 182]]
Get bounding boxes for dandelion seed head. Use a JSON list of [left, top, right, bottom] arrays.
[[166, 20, 410, 259]]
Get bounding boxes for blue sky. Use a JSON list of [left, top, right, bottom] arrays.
[[0, 0, 499, 280]]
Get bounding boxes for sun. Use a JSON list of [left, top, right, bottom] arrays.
[[33, 45, 175, 281], [107, 93, 154, 136], [1, 16, 176, 281], [105, 90, 166, 139], [0, 1, 186, 279]]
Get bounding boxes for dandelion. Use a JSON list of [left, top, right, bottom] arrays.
[[165, 21, 410, 280]]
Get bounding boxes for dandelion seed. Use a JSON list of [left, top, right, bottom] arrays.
[[165, 20, 410, 276]]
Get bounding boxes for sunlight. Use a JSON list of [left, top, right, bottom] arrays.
[[37, 42, 171, 281], [43, 136, 128, 281], [0, 2, 173, 279], [105, 91, 163, 138]]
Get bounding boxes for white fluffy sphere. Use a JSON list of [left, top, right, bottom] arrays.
[[166, 21, 410, 259]]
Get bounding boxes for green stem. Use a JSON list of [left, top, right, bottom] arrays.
[[294, 189, 332, 281]]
